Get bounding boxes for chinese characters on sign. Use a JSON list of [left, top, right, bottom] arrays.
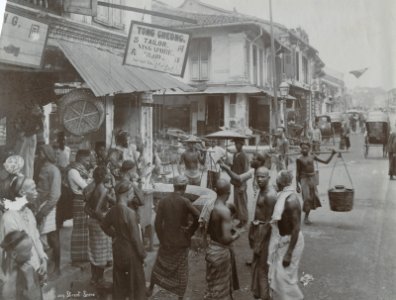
[[124, 22, 191, 77], [0, 11, 49, 68]]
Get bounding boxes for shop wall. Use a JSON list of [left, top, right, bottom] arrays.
[[224, 93, 249, 131]]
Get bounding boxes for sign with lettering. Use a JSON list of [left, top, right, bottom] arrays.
[[124, 21, 190, 77], [0, 12, 49, 68]]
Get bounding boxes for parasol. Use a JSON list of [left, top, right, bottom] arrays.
[[206, 130, 248, 140], [206, 130, 249, 164]]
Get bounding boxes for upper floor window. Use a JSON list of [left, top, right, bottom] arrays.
[[94, 0, 124, 30], [295, 51, 300, 81], [190, 38, 211, 81], [244, 41, 250, 80], [229, 94, 237, 118]]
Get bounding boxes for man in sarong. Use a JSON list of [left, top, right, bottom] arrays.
[[148, 175, 200, 299], [272, 127, 289, 172], [36, 145, 61, 277], [178, 137, 205, 186], [249, 167, 277, 299], [67, 150, 91, 264], [387, 130, 396, 180], [268, 170, 304, 300], [296, 141, 336, 224], [205, 179, 241, 299], [230, 138, 249, 228], [102, 180, 146, 300]]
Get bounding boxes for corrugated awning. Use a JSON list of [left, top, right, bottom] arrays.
[[153, 85, 265, 95], [57, 40, 193, 97]]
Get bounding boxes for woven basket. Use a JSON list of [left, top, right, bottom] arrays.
[[328, 185, 354, 212], [58, 89, 105, 136]]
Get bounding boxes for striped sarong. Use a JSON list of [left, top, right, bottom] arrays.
[[88, 218, 112, 267], [151, 246, 189, 297], [71, 198, 89, 263], [205, 241, 239, 300]]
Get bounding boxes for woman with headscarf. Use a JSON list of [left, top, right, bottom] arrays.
[[36, 145, 62, 276], [0, 173, 48, 289]]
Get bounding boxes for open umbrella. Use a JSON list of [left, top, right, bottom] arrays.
[[206, 129, 248, 140], [206, 130, 249, 164]]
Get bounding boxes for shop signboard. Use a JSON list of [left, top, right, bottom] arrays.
[[124, 21, 190, 77], [0, 11, 48, 68]]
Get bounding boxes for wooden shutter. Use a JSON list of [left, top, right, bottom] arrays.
[[190, 40, 200, 80], [64, 0, 97, 17], [284, 52, 293, 79], [200, 39, 210, 80]]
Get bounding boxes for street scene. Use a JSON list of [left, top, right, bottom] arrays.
[[0, 0, 395, 300]]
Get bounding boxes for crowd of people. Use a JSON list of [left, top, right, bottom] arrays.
[[0, 125, 342, 299]]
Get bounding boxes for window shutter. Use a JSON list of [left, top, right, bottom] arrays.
[[200, 39, 210, 80], [284, 53, 293, 79], [190, 40, 200, 80], [64, 0, 97, 17]]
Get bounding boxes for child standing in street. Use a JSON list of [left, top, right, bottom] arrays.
[[0, 230, 43, 300]]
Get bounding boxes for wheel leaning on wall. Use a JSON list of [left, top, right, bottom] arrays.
[[58, 89, 105, 136]]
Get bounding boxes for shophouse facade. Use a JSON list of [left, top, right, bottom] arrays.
[[151, 0, 325, 142]]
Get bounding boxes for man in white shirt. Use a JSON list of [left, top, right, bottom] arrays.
[[205, 140, 226, 190]]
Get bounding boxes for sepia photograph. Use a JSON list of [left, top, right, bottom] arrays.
[[0, 0, 395, 299]]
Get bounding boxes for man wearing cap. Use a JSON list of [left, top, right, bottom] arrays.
[[148, 175, 200, 299], [36, 144, 61, 276], [296, 140, 336, 225], [101, 180, 147, 300], [230, 138, 249, 228], [178, 137, 205, 186]]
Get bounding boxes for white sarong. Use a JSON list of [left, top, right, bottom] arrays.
[[268, 186, 304, 300]]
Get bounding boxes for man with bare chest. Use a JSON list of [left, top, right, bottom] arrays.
[[249, 167, 277, 299], [205, 179, 241, 299], [268, 171, 304, 300], [178, 138, 205, 185], [296, 141, 336, 224]]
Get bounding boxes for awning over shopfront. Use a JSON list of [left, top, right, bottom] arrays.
[[57, 40, 193, 97], [264, 89, 297, 100]]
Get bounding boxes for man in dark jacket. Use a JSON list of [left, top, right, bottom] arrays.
[[231, 138, 249, 228], [148, 175, 200, 299]]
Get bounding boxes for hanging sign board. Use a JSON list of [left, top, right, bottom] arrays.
[[0, 11, 49, 68], [124, 21, 190, 77]]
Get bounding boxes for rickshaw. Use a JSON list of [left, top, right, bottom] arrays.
[[315, 114, 334, 143], [328, 112, 344, 136], [346, 110, 364, 133], [364, 111, 390, 158]]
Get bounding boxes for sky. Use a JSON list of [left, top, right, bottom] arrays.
[[159, 0, 396, 91], [0, 0, 394, 90]]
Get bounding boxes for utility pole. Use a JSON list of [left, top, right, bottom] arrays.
[[269, 0, 279, 128]]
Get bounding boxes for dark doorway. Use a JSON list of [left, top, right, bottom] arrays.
[[205, 96, 224, 134], [249, 98, 270, 133]]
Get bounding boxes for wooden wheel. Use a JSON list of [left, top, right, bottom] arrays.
[[59, 89, 105, 136]]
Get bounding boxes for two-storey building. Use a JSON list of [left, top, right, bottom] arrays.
[[151, 0, 325, 141]]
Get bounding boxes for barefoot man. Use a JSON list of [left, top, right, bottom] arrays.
[[296, 141, 336, 224], [205, 179, 241, 299], [268, 170, 304, 300], [178, 137, 205, 186]]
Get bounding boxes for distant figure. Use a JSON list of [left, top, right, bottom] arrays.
[[268, 171, 304, 300], [54, 132, 70, 172], [204, 139, 226, 190], [309, 123, 322, 153], [272, 127, 289, 171], [387, 130, 396, 180], [340, 120, 351, 151], [148, 176, 200, 300], [0, 230, 43, 300], [178, 137, 205, 186], [230, 138, 249, 228], [296, 141, 336, 224], [205, 179, 240, 299], [102, 180, 146, 300]]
